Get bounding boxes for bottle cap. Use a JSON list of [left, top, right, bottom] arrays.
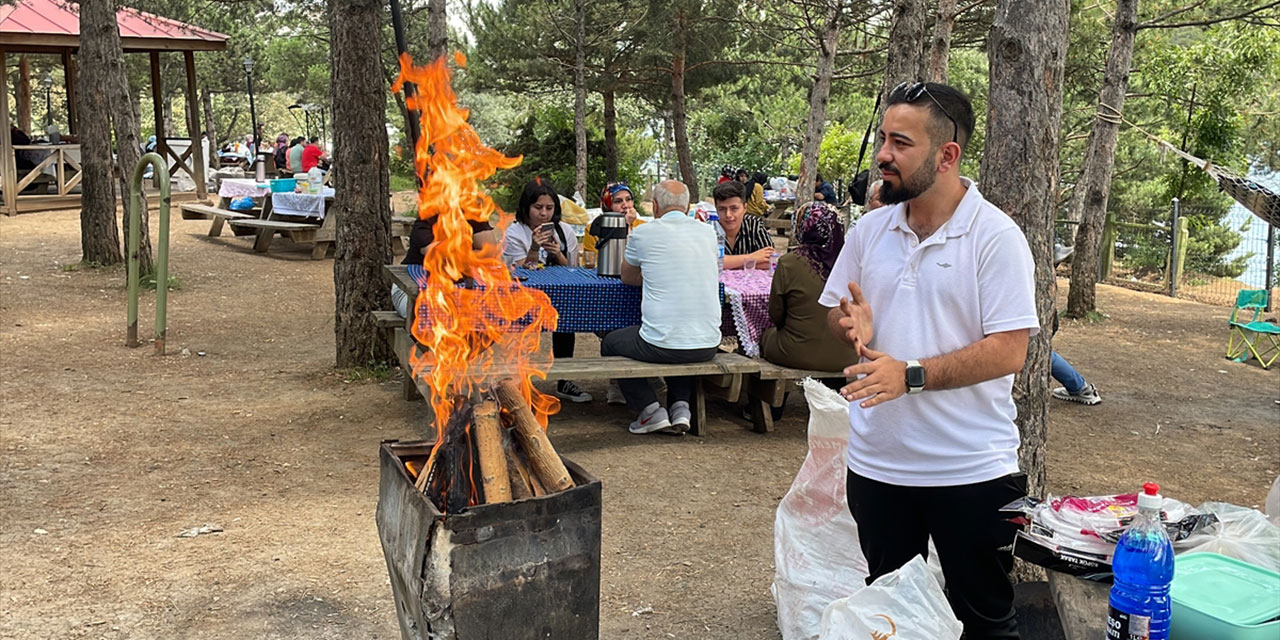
[[1138, 482, 1162, 510]]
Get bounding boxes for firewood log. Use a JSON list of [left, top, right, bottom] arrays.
[[472, 401, 511, 504], [494, 380, 574, 492]]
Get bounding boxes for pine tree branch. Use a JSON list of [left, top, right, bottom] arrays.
[[1138, 0, 1279, 29]]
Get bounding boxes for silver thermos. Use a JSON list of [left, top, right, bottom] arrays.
[[595, 212, 628, 278]]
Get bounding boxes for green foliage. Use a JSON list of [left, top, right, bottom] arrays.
[[140, 273, 182, 291], [344, 360, 396, 383], [488, 104, 654, 211], [783, 121, 870, 183]]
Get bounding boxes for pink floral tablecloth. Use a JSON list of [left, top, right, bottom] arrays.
[[218, 178, 270, 199], [719, 269, 774, 357]]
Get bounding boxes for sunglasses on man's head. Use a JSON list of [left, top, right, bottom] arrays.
[[893, 81, 959, 144]]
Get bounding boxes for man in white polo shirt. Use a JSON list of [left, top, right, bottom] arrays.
[[820, 82, 1039, 640], [601, 180, 721, 435]]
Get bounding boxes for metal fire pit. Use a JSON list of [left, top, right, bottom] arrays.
[[376, 439, 602, 640]]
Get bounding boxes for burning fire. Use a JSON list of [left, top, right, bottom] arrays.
[[393, 53, 561, 504]]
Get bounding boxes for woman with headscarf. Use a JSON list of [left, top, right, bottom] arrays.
[[273, 133, 290, 172], [582, 181, 645, 257], [760, 202, 858, 372]]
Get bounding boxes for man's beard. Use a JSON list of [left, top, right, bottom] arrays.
[[879, 159, 938, 204]]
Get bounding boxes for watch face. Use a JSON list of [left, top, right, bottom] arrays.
[[906, 365, 926, 388]]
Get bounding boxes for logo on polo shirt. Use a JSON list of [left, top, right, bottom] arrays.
[[936, 262, 952, 269]]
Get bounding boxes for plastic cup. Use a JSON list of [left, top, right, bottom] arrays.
[[744, 257, 757, 271], [769, 252, 780, 272]]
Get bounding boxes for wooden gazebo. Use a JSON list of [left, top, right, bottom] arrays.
[[0, 0, 228, 215]]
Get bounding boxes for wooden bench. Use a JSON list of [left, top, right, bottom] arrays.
[[372, 310, 405, 329], [180, 203, 258, 237], [392, 216, 415, 254], [229, 218, 330, 257], [391, 327, 758, 436], [746, 361, 847, 433]]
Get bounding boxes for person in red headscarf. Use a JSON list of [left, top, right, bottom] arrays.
[[582, 181, 645, 255]]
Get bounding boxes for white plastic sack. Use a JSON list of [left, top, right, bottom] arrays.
[[173, 172, 197, 193], [1181, 501, 1280, 572], [772, 379, 868, 640], [818, 555, 963, 640]]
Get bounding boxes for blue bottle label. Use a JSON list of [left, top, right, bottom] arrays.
[[1107, 605, 1150, 640]]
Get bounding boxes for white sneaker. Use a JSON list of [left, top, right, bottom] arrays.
[[1052, 383, 1102, 406], [606, 380, 626, 405], [669, 401, 692, 433], [628, 403, 671, 434]]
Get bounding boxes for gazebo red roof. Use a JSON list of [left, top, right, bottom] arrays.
[[0, 0, 228, 52]]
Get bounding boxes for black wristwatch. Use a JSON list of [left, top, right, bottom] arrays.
[[905, 360, 925, 394]]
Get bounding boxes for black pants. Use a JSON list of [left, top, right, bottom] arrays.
[[552, 332, 575, 359], [846, 469, 1026, 640], [599, 325, 717, 409]]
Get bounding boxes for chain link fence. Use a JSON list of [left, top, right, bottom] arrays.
[[1091, 200, 1278, 308]]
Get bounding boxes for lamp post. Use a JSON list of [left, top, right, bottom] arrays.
[[41, 74, 53, 130], [243, 56, 260, 172]]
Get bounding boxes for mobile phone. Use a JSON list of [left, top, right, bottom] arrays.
[[539, 222, 555, 232]]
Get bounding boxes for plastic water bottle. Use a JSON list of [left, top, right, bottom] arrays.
[[1107, 483, 1173, 640], [307, 167, 323, 194], [709, 213, 726, 272]]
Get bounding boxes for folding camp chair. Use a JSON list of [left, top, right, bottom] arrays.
[[1226, 289, 1280, 369]]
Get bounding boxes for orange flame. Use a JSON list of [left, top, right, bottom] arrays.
[[393, 53, 561, 484]]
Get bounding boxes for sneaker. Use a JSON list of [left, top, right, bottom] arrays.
[[606, 380, 626, 405], [1052, 383, 1101, 406], [628, 403, 671, 434], [555, 380, 593, 403], [669, 401, 692, 433]]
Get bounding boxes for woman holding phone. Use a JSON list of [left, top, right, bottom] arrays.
[[500, 178, 591, 403], [502, 178, 580, 268]]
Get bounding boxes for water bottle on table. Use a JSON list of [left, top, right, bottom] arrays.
[[1107, 482, 1173, 640], [709, 213, 726, 272]]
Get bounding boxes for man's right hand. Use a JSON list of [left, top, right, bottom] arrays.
[[747, 247, 774, 268], [837, 281, 873, 350]]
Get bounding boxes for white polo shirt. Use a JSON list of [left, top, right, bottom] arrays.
[[819, 179, 1039, 487], [625, 211, 721, 350]]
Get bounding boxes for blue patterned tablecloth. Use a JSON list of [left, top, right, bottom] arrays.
[[407, 265, 642, 333]]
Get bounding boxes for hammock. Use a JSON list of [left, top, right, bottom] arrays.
[[1137, 128, 1280, 228]]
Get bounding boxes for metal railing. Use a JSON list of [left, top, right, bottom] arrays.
[[126, 153, 173, 354]]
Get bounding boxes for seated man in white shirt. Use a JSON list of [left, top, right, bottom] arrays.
[[601, 180, 722, 434]]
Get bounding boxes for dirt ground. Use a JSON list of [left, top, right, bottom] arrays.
[[2, 208, 1277, 639]]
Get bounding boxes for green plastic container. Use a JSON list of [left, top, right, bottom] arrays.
[[1171, 552, 1280, 640]]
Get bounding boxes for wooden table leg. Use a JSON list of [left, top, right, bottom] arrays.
[[688, 379, 708, 437], [252, 228, 273, 253], [208, 216, 226, 237]]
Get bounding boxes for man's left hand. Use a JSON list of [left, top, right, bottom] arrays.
[[840, 345, 908, 409]]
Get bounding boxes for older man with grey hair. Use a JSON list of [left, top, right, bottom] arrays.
[[600, 180, 721, 434]]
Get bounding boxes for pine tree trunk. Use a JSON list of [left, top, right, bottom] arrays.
[[428, 0, 447, 61], [869, 0, 929, 187], [76, 0, 123, 266], [1066, 0, 1139, 318], [572, 0, 588, 198], [671, 33, 698, 201], [928, 0, 957, 82], [330, 0, 393, 367], [980, 0, 1070, 514], [105, 11, 152, 276], [796, 4, 842, 209], [202, 87, 219, 169], [603, 89, 618, 183]]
